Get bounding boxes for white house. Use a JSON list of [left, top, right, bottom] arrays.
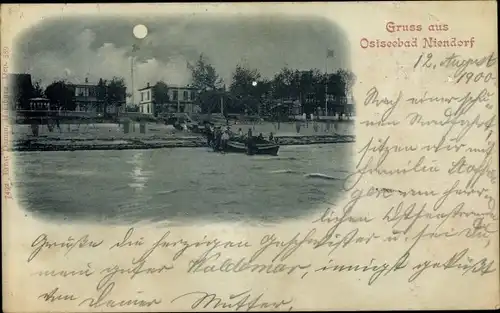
[[138, 83, 199, 116], [138, 83, 154, 114]]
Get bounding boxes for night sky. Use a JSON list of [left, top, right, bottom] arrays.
[[14, 14, 350, 100]]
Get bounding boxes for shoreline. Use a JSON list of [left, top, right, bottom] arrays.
[[11, 134, 355, 152]]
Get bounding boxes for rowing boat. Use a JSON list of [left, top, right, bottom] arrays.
[[223, 137, 280, 156]]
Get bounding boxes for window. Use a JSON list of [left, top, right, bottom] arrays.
[[172, 90, 178, 101], [183, 90, 188, 100], [147, 91, 150, 101], [141, 92, 144, 102], [76, 87, 90, 97], [147, 104, 150, 114], [75, 87, 88, 97], [191, 91, 195, 101]]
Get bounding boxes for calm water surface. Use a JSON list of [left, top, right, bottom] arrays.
[[13, 143, 353, 225]]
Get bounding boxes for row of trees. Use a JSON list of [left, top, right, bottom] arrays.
[[186, 55, 356, 116]]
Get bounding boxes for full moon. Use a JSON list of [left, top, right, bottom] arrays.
[[133, 24, 148, 39]]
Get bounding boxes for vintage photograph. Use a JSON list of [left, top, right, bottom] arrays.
[[9, 15, 356, 224]]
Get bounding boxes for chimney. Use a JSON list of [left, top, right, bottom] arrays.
[[147, 82, 150, 88], [85, 77, 89, 83]]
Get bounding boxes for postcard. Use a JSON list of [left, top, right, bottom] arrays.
[[1, 2, 498, 311]]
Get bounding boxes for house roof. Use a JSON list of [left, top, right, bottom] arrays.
[[138, 85, 153, 91], [138, 83, 199, 92], [66, 77, 106, 86], [68, 82, 99, 87], [168, 84, 198, 90]]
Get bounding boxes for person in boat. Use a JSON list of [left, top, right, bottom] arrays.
[[246, 128, 255, 153], [205, 126, 214, 146], [238, 128, 243, 137], [257, 133, 264, 141], [269, 132, 274, 141], [221, 128, 230, 150], [214, 127, 222, 150]]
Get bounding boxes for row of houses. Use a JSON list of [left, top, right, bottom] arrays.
[[8, 73, 198, 116], [9, 73, 354, 118]]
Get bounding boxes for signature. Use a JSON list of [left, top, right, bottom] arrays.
[[171, 289, 294, 311]]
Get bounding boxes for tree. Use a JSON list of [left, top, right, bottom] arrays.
[[337, 69, 356, 96], [230, 64, 261, 96], [152, 81, 169, 116], [106, 77, 127, 113], [187, 54, 226, 116], [266, 67, 356, 116], [97, 78, 108, 111], [337, 69, 356, 115], [32, 80, 44, 98], [11, 74, 35, 111], [289, 69, 321, 115], [45, 80, 76, 110], [271, 68, 287, 100], [187, 54, 224, 91], [229, 64, 267, 115], [324, 69, 356, 98], [253, 78, 272, 116], [97, 77, 127, 115], [194, 90, 221, 114]]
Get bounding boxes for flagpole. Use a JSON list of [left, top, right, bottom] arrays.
[[325, 52, 328, 117], [131, 44, 140, 109], [131, 56, 135, 107]]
